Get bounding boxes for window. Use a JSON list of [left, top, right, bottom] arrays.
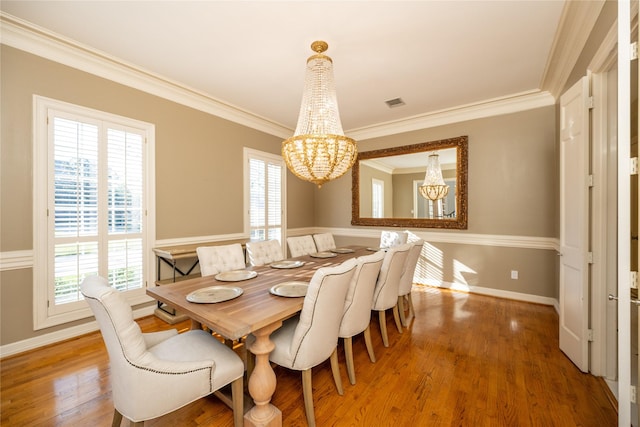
[[244, 148, 285, 246], [372, 178, 384, 218], [34, 96, 155, 329]]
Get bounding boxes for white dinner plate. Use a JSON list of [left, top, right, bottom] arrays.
[[270, 281, 309, 298], [215, 270, 258, 282], [270, 260, 305, 269], [187, 286, 243, 303], [309, 251, 338, 258], [330, 247, 355, 254], [366, 247, 385, 252]]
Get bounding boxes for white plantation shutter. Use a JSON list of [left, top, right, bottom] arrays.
[[245, 149, 285, 245], [34, 97, 154, 328]]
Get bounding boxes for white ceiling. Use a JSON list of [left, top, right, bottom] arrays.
[[1, 1, 566, 134]]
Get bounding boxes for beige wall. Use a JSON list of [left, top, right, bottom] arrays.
[[315, 106, 558, 299], [0, 46, 315, 345]]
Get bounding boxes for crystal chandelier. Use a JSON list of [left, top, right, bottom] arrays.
[[419, 153, 449, 201], [282, 41, 357, 188]]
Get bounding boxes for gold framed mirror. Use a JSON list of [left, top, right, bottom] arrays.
[[351, 135, 468, 229]]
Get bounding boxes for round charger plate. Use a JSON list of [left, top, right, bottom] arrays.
[[330, 247, 355, 254], [270, 281, 309, 298], [215, 270, 258, 282], [309, 251, 338, 258], [270, 260, 305, 269], [187, 286, 243, 303], [366, 247, 385, 251]]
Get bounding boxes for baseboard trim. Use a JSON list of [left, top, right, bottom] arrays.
[[418, 279, 558, 307]]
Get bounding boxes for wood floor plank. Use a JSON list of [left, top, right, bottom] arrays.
[[1, 286, 617, 426]]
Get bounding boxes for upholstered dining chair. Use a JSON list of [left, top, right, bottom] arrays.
[[338, 250, 385, 385], [312, 232, 336, 252], [379, 230, 408, 248], [372, 243, 411, 347], [196, 243, 246, 276], [286, 235, 317, 257], [81, 275, 245, 427], [397, 240, 424, 327], [246, 239, 284, 266], [248, 258, 357, 427]]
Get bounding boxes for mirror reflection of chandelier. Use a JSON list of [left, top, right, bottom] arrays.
[[419, 153, 449, 201], [282, 41, 357, 188]]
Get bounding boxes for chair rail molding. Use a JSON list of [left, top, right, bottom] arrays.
[[0, 250, 33, 272]]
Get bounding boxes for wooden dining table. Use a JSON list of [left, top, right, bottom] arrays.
[[146, 245, 372, 427]]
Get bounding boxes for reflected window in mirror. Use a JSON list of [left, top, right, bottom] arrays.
[[352, 136, 468, 229]]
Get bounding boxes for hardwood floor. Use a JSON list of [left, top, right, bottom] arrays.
[[1, 286, 617, 426]]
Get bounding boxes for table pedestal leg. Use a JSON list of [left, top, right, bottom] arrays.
[[244, 322, 282, 427]]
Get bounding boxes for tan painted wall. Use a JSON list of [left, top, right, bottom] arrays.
[[316, 106, 558, 299], [0, 46, 315, 344]]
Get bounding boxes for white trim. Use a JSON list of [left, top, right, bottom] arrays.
[[0, 304, 155, 359], [0, 12, 292, 140], [3, 12, 558, 143], [349, 91, 555, 141], [314, 227, 559, 251], [541, 0, 606, 98], [416, 280, 557, 307], [0, 250, 33, 271]]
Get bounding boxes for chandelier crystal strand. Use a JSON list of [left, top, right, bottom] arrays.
[[282, 41, 357, 188], [419, 153, 449, 201]]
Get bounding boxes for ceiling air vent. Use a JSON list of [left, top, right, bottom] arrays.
[[385, 97, 405, 108]]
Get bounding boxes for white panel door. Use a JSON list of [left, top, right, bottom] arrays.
[[559, 76, 590, 372]]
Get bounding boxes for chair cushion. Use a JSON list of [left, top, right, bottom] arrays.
[[148, 329, 244, 390], [287, 235, 317, 257], [246, 239, 284, 266], [313, 233, 336, 252], [379, 231, 408, 248]]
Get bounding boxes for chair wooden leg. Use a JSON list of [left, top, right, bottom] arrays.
[[363, 325, 376, 363], [111, 409, 123, 427], [398, 296, 407, 327], [393, 305, 403, 334], [330, 347, 344, 394], [231, 376, 244, 427], [378, 310, 389, 347], [408, 293, 415, 321], [130, 422, 144, 427], [343, 337, 356, 385], [301, 368, 316, 427]]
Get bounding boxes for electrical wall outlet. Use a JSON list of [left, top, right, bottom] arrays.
[[511, 270, 519, 280]]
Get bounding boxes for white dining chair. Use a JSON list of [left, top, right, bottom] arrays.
[[286, 235, 317, 257], [379, 230, 409, 248], [81, 275, 245, 427], [196, 243, 246, 276], [397, 240, 424, 327], [246, 239, 284, 266], [338, 250, 385, 385], [372, 243, 411, 347], [249, 258, 357, 427], [313, 233, 336, 252]]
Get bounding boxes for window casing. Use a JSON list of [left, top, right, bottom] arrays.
[[372, 178, 384, 218], [33, 96, 155, 329], [244, 148, 286, 249]]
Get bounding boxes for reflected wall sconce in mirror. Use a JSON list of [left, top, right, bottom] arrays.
[[351, 136, 468, 229], [282, 40, 357, 188]]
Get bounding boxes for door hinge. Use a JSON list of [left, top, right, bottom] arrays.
[[587, 174, 594, 187], [587, 252, 594, 264], [632, 385, 637, 403], [587, 329, 594, 342], [632, 42, 639, 60], [631, 271, 638, 289], [586, 96, 594, 109], [631, 157, 638, 175]]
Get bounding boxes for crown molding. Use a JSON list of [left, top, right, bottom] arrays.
[[0, 12, 292, 139], [347, 90, 555, 142], [540, 0, 606, 98]]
